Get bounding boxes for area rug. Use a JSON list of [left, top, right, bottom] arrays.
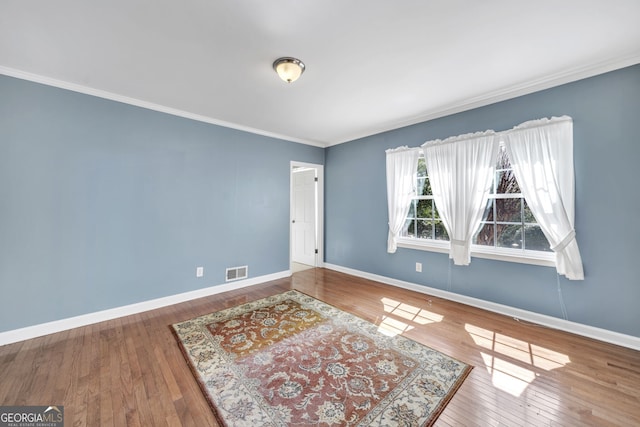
[[171, 290, 471, 426]]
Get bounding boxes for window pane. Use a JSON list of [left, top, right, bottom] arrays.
[[407, 199, 416, 218], [523, 199, 536, 223], [417, 220, 433, 239], [416, 199, 433, 219], [417, 157, 427, 177], [404, 219, 415, 237], [434, 221, 449, 240], [496, 198, 522, 222], [524, 225, 551, 252], [474, 223, 494, 246], [416, 178, 425, 196], [496, 146, 510, 170], [481, 199, 494, 222], [497, 224, 522, 249], [495, 170, 521, 194], [421, 177, 432, 196]]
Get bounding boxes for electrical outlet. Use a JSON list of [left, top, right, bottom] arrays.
[[415, 262, 422, 272], [196, 266, 204, 278]]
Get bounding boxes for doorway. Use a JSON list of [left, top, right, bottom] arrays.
[[290, 161, 324, 272]]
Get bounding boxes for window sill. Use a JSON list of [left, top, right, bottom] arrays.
[[396, 238, 555, 267]]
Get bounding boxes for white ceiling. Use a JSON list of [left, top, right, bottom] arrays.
[[1, 1, 639, 147]]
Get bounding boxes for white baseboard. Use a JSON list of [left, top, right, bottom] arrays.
[[324, 263, 640, 351], [0, 270, 291, 346]]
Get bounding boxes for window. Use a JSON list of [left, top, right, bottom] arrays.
[[399, 147, 552, 264], [474, 145, 551, 252], [389, 116, 582, 277], [403, 157, 448, 241]]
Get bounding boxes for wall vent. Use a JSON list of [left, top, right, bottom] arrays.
[[226, 265, 248, 282]]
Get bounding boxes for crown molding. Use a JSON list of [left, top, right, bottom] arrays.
[[326, 52, 640, 147], [2, 51, 638, 149], [0, 66, 327, 148]]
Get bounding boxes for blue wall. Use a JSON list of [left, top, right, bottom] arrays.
[[0, 75, 324, 332], [2, 65, 639, 339], [325, 64, 640, 338]]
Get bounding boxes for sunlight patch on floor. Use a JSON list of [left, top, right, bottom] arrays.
[[377, 297, 443, 336], [466, 323, 570, 397]]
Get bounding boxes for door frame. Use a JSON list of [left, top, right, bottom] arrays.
[[290, 161, 324, 271]]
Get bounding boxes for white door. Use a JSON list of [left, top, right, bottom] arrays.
[[292, 168, 317, 266]]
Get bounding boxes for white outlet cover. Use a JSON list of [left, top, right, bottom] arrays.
[[196, 266, 204, 277], [415, 262, 422, 272]]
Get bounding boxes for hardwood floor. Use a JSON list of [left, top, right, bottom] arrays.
[[1, 268, 639, 426]]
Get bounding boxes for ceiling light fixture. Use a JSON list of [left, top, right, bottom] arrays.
[[273, 57, 305, 83]]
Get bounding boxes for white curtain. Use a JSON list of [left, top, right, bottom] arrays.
[[386, 147, 420, 253], [422, 132, 498, 265], [504, 116, 584, 280]]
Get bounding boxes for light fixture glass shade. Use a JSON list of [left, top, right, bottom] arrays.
[[273, 57, 305, 83]]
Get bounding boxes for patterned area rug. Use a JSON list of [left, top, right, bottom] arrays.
[[171, 290, 471, 426]]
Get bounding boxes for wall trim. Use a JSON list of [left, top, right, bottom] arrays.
[[2, 264, 638, 351], [3, 54, 639, 150], [0, 270, 291, 346], [324, 263, 640, 351], [0, 66, 325, 148], [326, 52, 640, 146]]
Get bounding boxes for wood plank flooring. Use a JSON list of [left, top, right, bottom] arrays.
[[1, 268, 639, 426]]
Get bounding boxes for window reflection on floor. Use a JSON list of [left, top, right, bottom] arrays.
[[377, 297, 443, 336], [375, 298, 570, 397], [465, 323, 570, 396]]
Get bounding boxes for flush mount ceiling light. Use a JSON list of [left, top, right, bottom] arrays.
[[273, 57, 305, 83]]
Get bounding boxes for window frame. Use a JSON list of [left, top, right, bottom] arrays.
[[396, 153, 555, 267]]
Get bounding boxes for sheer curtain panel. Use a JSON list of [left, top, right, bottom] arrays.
[[504, 116, 584, 280], [386, 147, 420, 253], [422, 132, 498, 265]]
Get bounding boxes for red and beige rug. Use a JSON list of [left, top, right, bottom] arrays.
[[171, 290, 471, 426]]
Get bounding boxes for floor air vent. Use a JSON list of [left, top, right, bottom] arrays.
[[226, 265, 248, 282]]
